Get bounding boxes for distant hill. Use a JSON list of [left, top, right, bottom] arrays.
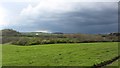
[[52, 32, 63, 34], [109, 32, 120, 36], [1, 29, 21, 36]]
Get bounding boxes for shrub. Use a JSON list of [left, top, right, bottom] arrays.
[[11, 37, 30, 46], [28, 38, 41, 45], [41, 40, 51, 44]]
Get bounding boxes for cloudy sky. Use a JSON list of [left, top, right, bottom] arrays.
[[0, 0, 119, 34]]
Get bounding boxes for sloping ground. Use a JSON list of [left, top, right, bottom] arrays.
[[107, 59, 119, 66], [2, 42, 118, 66], [92, 55, 119, 68]]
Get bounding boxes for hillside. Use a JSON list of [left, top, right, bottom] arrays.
[[1, 29, 21, 36]]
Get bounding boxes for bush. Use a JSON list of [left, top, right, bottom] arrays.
[[28, 38, 41, 45], [41, 40, 51, 44], [11, 37, 30, 46]]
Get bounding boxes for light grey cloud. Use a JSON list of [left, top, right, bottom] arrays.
[[3, 1, 118, 34]]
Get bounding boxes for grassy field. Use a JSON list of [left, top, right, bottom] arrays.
[[2, 42, 118, 66], [0, 44, 2, 67]]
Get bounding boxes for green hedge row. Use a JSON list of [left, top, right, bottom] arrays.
[[8, 37, 118, 46], [11, 37, 80, 46], [2, 33, 119, 46]]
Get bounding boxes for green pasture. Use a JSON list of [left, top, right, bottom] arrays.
[[2, 42, 118, 66]]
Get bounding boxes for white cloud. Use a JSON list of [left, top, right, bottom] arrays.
[[35, 30, 51, 33], [20, 0, 75, 17], [18, 0, 78, 27], [20, 1, 117, 21], [0, 0, 119, 2], [0, 6, 9, 27]]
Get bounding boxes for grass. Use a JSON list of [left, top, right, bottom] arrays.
[[0, 44, 2, 67], [2, 42, 118, 66]]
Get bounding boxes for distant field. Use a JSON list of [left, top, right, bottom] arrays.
[[2, 42, 118, 66]]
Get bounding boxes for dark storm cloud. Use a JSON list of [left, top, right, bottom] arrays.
[[10, 2, 118, 34]]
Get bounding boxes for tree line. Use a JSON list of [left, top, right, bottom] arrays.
[[1, 29, 119, 45]]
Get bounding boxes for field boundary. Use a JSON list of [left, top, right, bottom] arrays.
[[92, 55, 120, 68]]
